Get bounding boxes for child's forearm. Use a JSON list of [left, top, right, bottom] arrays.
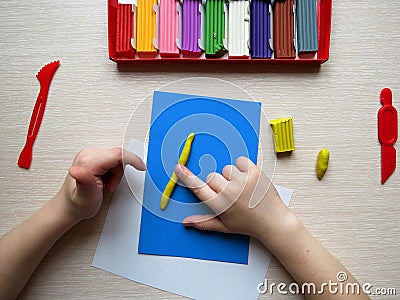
[[260, 213, 369, 300], [175, 161, 369, 299], [0, 148, 145, 300], [0, 192, 79, 300]]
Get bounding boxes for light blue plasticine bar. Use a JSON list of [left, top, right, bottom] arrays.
[[296, 0, 318, 53]]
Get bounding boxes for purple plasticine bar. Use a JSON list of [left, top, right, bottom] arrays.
[[182, 0, 202, 54], [250, 0, 272, 58]]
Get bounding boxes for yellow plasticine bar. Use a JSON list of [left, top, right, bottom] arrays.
[[160, 133, 195, 210], [136, 0, 157, 53], [316, 148, 330, 180], [270, 117, 295, 153]]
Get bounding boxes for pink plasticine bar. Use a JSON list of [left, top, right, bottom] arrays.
[[159, 0, 180, 57]]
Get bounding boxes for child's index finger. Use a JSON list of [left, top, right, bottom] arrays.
[[122, 149, 147, 171], [81, 147, 146, 175], [175, 164, 229, 215], [174, 164, 217, 203]]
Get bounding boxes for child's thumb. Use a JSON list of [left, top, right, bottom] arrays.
[[182, 215, 229, 233], [69, 166, 98, 199]]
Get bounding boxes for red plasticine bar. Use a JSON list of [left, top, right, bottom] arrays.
[[378, 88, 398, 184], [116, 3, 134, 58]]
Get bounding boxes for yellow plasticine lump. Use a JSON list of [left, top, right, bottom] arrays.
[[316, 148, 330, 180], [160, 133, 195, 210], [269, 117, 295, 153]]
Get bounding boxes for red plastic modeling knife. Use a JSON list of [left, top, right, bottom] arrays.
[[18, 60, 60, 169], [378, 88, 398, 184]]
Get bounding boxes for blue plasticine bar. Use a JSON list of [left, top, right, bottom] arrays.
[[250, 0, 272, 58], [296, 0, 318, 52]]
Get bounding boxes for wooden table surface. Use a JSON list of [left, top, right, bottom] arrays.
[[1, 1, 399, 299]]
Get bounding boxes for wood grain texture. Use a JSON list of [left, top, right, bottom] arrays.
[[0, 0, 399, 299]]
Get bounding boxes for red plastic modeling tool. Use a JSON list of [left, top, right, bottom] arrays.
[[18, 60, 60, 169], [378, 88, 398, 184]]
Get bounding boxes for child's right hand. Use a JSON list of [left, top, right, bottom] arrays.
[[174, 157, 295, 247], [176, 158, 371, 300]]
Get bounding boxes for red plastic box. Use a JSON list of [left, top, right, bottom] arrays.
[[108, 0, 332, 64]]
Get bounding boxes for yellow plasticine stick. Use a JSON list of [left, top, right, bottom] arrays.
[[316, 148, 330, 180], [160, 133, 195, 210]]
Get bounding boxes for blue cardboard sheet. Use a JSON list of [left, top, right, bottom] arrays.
[[138, 91, 261, 264]]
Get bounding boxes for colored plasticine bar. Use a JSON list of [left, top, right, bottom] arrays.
[[296, 0, 318, 53], [136, 0, 157, 53], [228, 0, 250, 57], [273, 0, 296, 59], [179, 0, 202, 54], [158, 0, 180, 57], [116, 3, 135, 57], [203, 0, 226, 56], [250, 0, 272, 58]]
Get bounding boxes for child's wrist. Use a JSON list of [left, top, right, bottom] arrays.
[[46, 191, 82, 229], [258, 208, 302, 251]]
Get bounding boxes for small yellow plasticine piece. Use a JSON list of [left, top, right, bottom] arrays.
[[316, 148, 330, 180], [269, 117, 295, 153], [160, 133, 195, 210]]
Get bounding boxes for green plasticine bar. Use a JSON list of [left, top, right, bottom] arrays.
[[205, 0, 226, 56]]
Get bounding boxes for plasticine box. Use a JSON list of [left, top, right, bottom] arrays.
[[108, 0, 332, 64]]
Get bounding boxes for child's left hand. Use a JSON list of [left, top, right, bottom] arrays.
[[0, 148, 145, 299], [58, 147, 146, 222]]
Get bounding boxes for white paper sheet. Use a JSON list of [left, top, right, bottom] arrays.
[[92, 139, 293, 299]]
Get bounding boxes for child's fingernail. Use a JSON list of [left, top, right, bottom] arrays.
[[182, 220, 194, 227], [175, 164, 183, 175]]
